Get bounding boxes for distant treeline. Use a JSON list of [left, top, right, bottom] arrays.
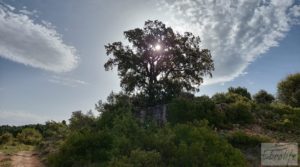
[[0, 124, 46, 137], [0, 120, 66, 137]]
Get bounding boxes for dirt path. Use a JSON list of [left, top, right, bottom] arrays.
[[0, 151, 44, 167]]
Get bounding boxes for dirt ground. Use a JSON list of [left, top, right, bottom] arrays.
[[0, 151, 44, 167]]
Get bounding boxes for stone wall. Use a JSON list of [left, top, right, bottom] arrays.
[[138, 104, 167, 126]]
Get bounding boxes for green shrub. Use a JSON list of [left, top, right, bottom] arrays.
[[46, 91, 250, 166], [0, 124, 46, 137], [95, 92, 134, 129], [17, 128, 42, 145], [228, 86, 252, 100], [69, 111, 96, 132], [167, 96, 225, 127], [270, 103, 294, 115], [108, 149, 161, 167], [38, 121, 70, 158], [211, 93, 228, 104], [277, 73, 300, 107], [48, 130, 113, 167], [0, 132, 13, 145], [267, 105, 300, 134], [227, 131, 271, 148], [49, 112, 247, 167], [109, 112, 147, 156], [43, 121, 69, 139], [253, 90, 275, 104], [212, 92, 250, 104], [151, 122, 247, 167], [226, 101, 254, 125]]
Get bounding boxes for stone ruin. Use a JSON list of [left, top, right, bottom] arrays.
[[136, 104, 167, 126]]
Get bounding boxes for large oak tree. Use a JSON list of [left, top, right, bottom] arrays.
[[104, 20, 214, 105]]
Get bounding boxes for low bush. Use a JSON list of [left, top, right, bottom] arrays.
[[228, 87, 252, 100], [17, 128, 42, 145], [253, 90, 275, 104], [48, 111, 247, 167], [212, 92, 251, 104], [69, 111, 96, 132], [167, 96, 225, 127], [48, 130, 113, 167], [277, 73, 300, 107], [227, 131, 271, 148], [108, 149, 161, 167], [0, 132, 13, 145], [267, 106, 300, 134], [270, 103, 294, 115], [226, 100, 254, 125], [151, 122, 247, 167], [43, 121, 69, 139]]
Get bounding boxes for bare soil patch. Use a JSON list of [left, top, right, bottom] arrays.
[[0, 151, 44, 167]]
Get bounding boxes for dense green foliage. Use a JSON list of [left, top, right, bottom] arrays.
[[48, 110, 246, 167], [277, 73, 300, 107], [228, 86, 252, 100], [0, 124, 46, 137], [44, 92, 249, 166], [0, 122, 68, 158], [42, 121, 69, 139], [48, 131, 113, 166], [227, 131, 271, 148], [0, 132, 13, 145], [104, 20, 214, 105], [253, 89, 275, 104], [211, 92, 250, 104], [265, 103, 300, 134], [226, 100, 254, 125], [69, 111, 96, 132], [1, 80, 300, 166], [38, 121, 70, 157], [151, 122, 247, 167], [16, 128, 42, 145], [108, 149, 161, 167], [167, 95, 225, 127], [1, 74, 300, 166]]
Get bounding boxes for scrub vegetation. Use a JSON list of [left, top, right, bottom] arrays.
[[1, 20, 299, 167]]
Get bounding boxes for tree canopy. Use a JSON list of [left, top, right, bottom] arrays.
[[228, 87, 252, 100], [277, 73, 300, 107], [104, 20, 214, 105], [253, 89, 275, 104]]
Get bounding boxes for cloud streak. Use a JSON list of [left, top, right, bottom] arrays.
[[48, 75, 88, 87], [0, 3, 78, 72], [0, 110, 47, 125], [158, 0, 300, 85]]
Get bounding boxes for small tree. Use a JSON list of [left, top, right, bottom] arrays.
[[44, 121, 69, 139], [104, 20, 214, 105], [228, 87, 251, 100], [277, 73, 300, 107], [253, 90, 275, 104], [69, 110, 96, 131]]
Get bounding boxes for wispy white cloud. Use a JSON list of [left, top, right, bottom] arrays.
[[0, 3, 78, 72], [48, 75, 88, 87], [158, 0, 300, 85], [290, 5, 300, 17], [0, 110, 47, 125]]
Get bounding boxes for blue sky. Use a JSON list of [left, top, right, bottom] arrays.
[[0, 0, 300, 125]]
